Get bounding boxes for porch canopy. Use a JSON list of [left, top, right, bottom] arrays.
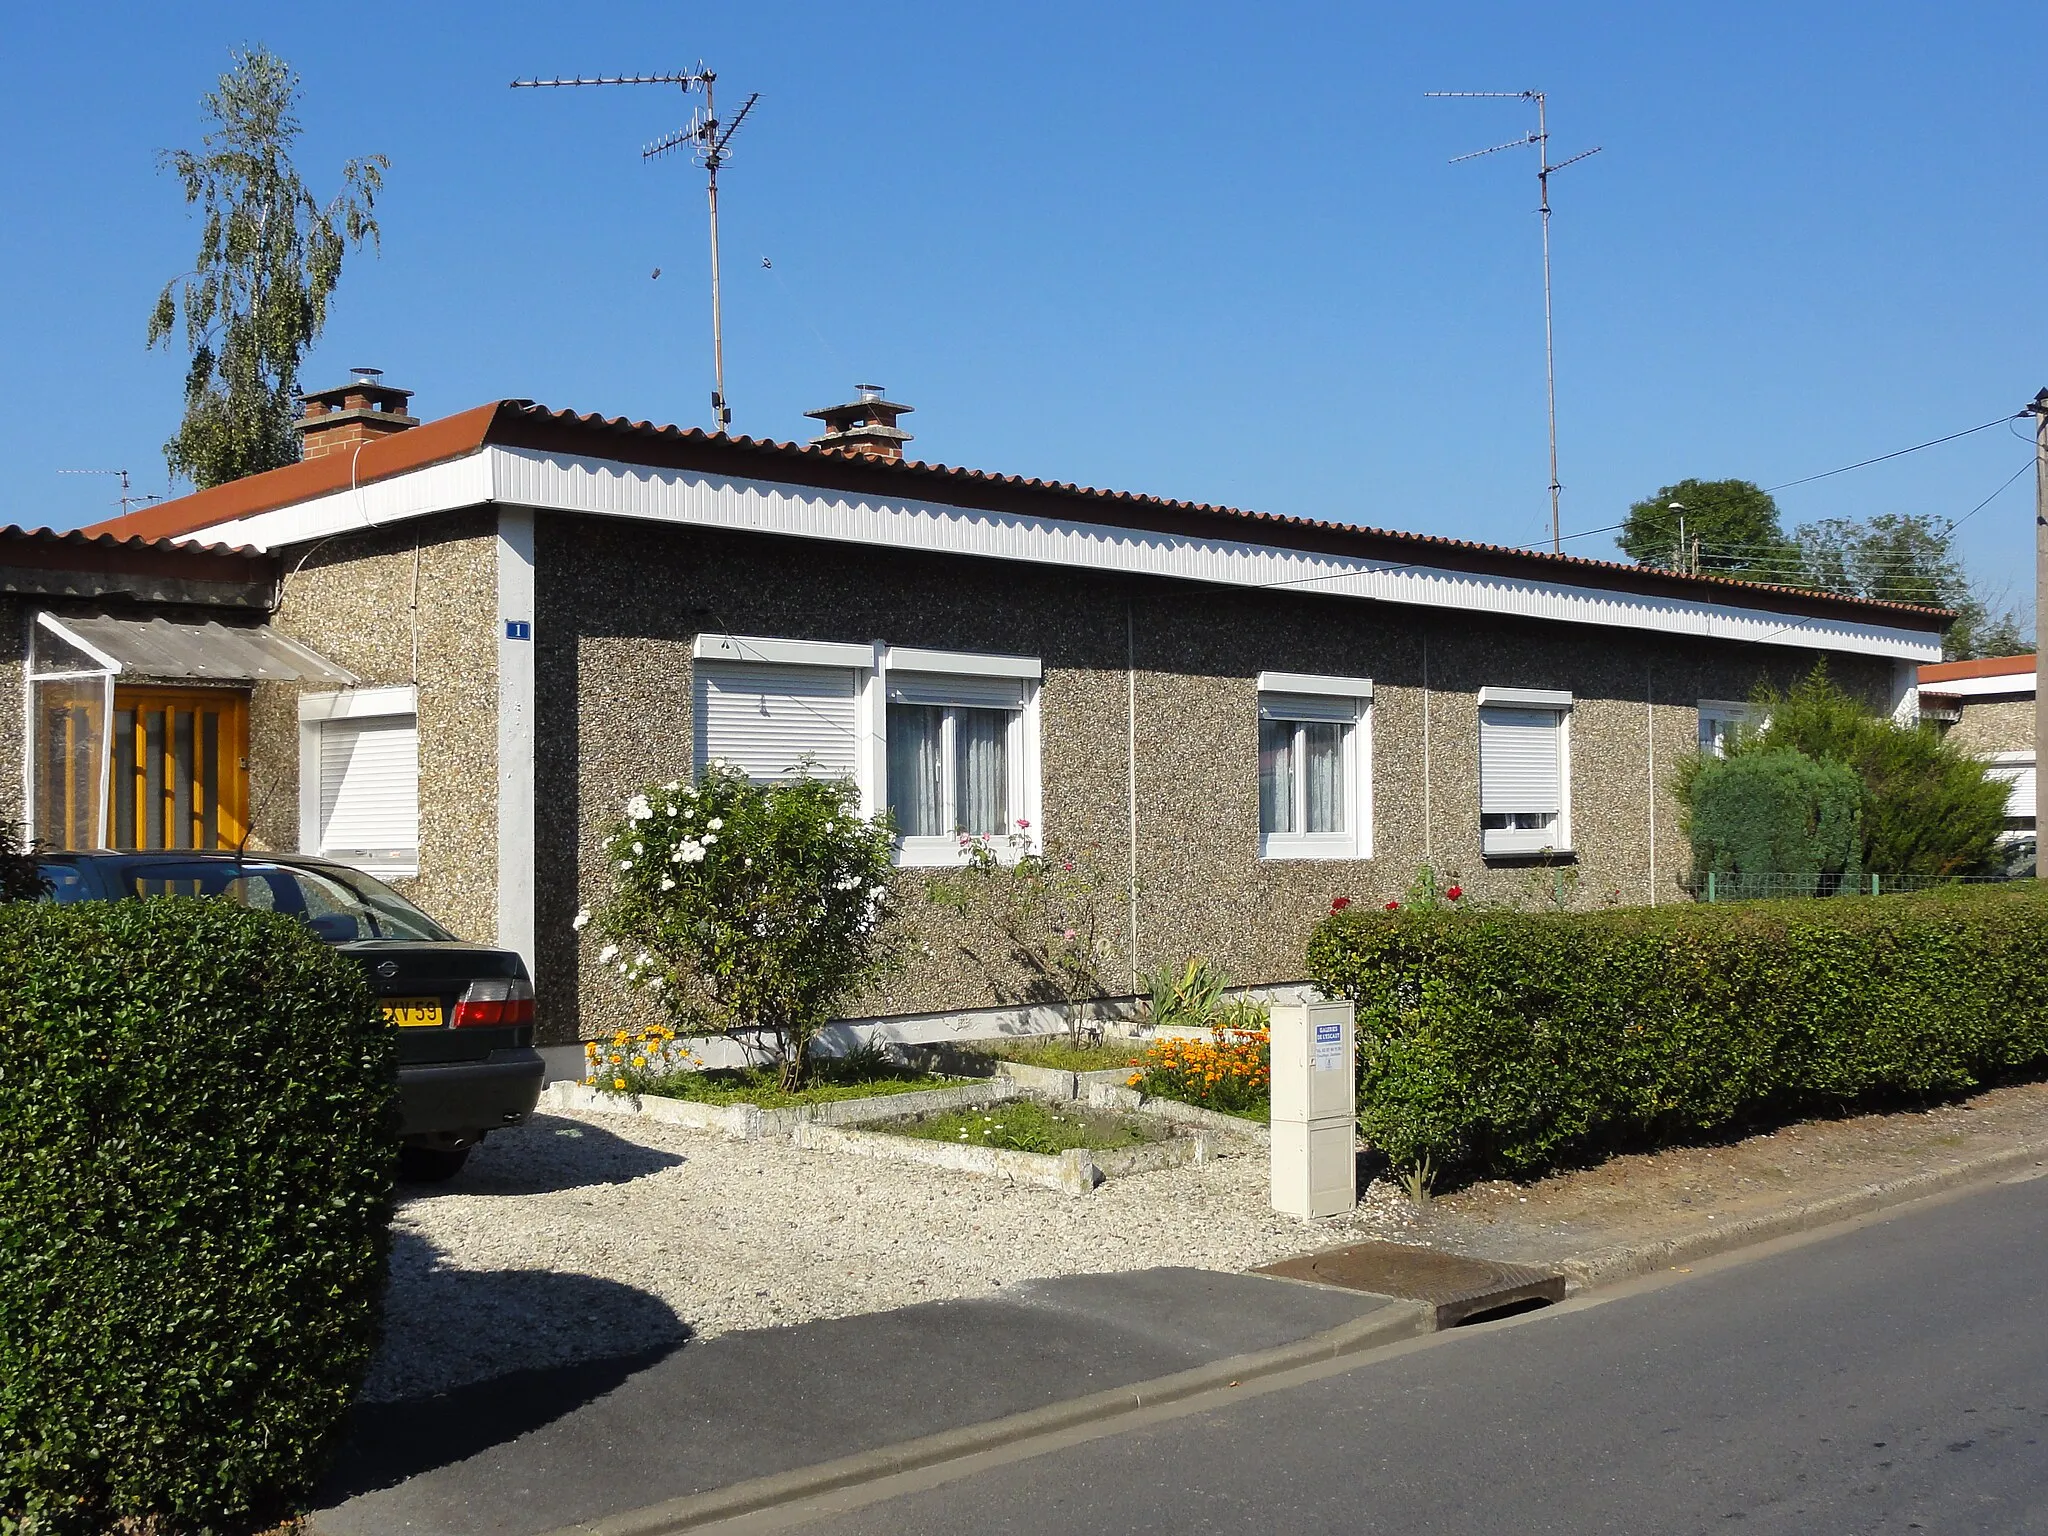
[[42, 614, 356, 684]]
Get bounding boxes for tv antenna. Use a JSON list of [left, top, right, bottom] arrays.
[[58, 468, 164, 518], [1426, 90, 1601, 554], [510, 67, 763, 432]]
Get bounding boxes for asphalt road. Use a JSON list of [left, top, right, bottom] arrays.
[[745, 1172, 2048, 1535]]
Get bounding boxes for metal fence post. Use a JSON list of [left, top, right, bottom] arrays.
[[1706, 871, 1717, 904]]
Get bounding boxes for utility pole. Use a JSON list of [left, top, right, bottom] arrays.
[[511, 67, 761, 432], [2032, 388, 2048, 879], [1427, 90, 1601, 553]]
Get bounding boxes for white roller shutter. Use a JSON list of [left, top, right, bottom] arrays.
[[695, 662, 859, 782], [1988, 758, 2036, 821], [318, 716, 419, 857], [885, 671, 1028, 710], [1479, 706, 1564, 815]]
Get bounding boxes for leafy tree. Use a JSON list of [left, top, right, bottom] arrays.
[[1739, 665, 2008, 878], [1619, 479, 1795, 582], [1790, 514, 2030, 661], [148, 47, 387, 489]]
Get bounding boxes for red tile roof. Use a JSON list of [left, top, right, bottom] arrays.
[[86, 400, 1951, 632], [1919, 654, 2037, 683], [1, 522, 269, 577]]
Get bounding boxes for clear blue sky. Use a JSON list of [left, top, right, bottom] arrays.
[[2, 2, 2041, 612]]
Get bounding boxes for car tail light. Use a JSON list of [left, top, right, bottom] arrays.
[[452, 977, 535, 1028]]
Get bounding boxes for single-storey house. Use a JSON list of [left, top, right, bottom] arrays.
[[1919, 653, 2038, 847], [10, 377, 1949, 1061]]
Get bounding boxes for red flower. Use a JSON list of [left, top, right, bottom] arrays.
[[1384, 900, 1400, 912], [1445, 885, 1462, 901], [1330, 896, 1352, 912]]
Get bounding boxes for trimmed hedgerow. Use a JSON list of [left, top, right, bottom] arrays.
[[1304, 884, 2048, 1178], [0, 899, 397, 1535]]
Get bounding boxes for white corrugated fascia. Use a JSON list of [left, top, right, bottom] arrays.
[[172, 442, 1943, 662]]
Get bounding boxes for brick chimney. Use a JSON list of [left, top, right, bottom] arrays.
[[294, 369, 419, 461], [804, 384, 914, 462]]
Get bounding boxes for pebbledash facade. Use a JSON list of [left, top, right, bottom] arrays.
[[25, 381, 1947, 1051]]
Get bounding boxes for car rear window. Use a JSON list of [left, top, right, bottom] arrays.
[[36, 864, 94, 903], [116, 862, 453, 943]]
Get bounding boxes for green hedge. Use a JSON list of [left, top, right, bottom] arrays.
[[0, 900, 397, 1535], [1304, 884, 2048, 1178]]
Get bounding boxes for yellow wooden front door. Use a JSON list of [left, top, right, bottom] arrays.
[[108, 688, 249, 851]]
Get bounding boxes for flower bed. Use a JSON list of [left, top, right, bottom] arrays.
[[1126, 1026, 1271, 1120], [585, 1028, 949, 1107], [884, 1099, 1170, 1155]]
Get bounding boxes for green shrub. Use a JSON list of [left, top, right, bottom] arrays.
[[0, 899, 396, 1534], [1304, 885, 2048, 1178], [1685, 746, 1864, 895], [1741, 665, 2007, 877], [587, 765, 900, 1092], [0, 825, 43, 904]]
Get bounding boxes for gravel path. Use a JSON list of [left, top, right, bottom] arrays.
[[364, 1106, 1411, 1403]]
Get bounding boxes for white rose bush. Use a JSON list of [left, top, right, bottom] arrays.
[[586, 763, 900, 1090]]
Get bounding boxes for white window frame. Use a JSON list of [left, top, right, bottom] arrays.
[[1255, 673, 1372, 862], [688, 634, 1043, 869], [1698, 698, 1756, 758], [1477, 687, 1572, 857], [299, 686, 420, 878]]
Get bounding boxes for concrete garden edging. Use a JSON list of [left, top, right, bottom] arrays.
[[1086, 1082, 1273, 1145], [539, 1078, 1026, 1141], [789, 1118, 1215, 1196]]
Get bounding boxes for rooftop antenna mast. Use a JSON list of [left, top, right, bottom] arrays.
[[511, 67, 762, 432], [1426, 90, 1601, 554], [57, 468, 164, 518]]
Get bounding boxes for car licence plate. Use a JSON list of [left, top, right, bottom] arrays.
[[382, 997, 445, 1028]]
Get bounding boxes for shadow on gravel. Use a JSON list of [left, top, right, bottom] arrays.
[[404, 1113, 689, 1198], [323, 1341, 684, 1501], [332, 1235, 691, 1500]]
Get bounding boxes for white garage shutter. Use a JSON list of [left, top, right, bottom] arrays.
[[1479, 706, 1564, 815], [694, 662, 859, 783], [318, 715, 419, 857]]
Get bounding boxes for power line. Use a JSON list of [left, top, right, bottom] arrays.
[[1764, 415, 2019, 492]]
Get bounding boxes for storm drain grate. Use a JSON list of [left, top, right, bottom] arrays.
[[1256, 1240, 1565, 1327]]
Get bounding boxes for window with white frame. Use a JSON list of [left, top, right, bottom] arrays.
[[1255, 672, 1372, 860], [688, 635, 1041, 866], [1698, 699, 1755, 758], [299, 687, 419, 876], [1478, 687, 1571, 857], [886, 672, 1031, 862]]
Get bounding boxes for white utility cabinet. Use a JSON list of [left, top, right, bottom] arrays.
[[1269, 997, 1357, 1218]]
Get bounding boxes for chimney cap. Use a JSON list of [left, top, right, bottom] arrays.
[[804, 383, 915, 459]]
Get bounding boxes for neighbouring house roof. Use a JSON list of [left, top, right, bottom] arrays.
[[1, 523, 275, 608], [1919, 654, 2036, 683], [82, 400, 1951, 642], [1918, 653, 2036, 701]]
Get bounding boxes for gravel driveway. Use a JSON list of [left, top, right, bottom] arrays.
[[365, 1107, 1409, 1403]]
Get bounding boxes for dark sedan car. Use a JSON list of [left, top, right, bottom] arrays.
[[38, 851, 543, 1181]]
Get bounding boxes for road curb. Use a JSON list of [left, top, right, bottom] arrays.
[[1559, 1135, 2048, 1293], [525, 1298, 1434, 1536]]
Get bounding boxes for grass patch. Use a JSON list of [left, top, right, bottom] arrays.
[[637, 1054, 951, 1109], [1146, 1090, 1269, 1123], [883, 1098, 1172, 1155], [967, 1037, 1145, 1073]]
